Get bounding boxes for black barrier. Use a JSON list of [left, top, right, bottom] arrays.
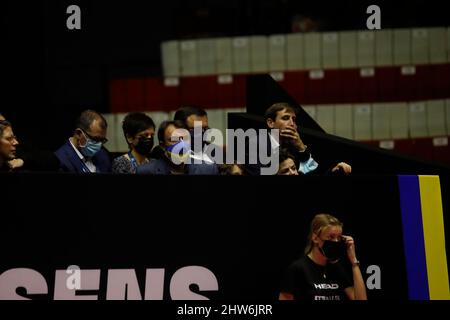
[[1, 173, 449, 300]]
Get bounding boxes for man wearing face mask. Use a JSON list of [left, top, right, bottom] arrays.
[[55, 110, 111, 173], [136, 120, 218, 175], [279, 214, 367, 301], [112, 112, 155, 174], [173, 106, 215, 164]]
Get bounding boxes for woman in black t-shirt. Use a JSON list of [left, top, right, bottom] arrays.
[[279, 213, 367, 300]]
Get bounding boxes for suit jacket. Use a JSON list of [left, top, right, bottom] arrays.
[[54, 140, 111, 173], [136, 157, 218, 175]]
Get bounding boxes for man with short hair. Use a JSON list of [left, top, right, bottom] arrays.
[[173, 106, 215, 164], [174, 106, 209, 132], [0, 119, 20, 172], [137, 120, 218, 175], [265, 102, 351, 175], [54, 110, 111, 173]]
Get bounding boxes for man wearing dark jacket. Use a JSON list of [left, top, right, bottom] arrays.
[[137, 120, 218, 175], [55, 110, 111, 173], [265, 102, 351, 175]]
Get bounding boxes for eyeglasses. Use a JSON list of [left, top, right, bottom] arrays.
[[82, 129, 108, 144]]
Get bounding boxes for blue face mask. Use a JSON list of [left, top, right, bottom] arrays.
[[165, 140, 190, 164], [80, 133, 103, 158]]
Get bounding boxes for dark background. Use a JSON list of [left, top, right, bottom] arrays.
[[2, 0, 450, 152], [1, 173, 416, 300]]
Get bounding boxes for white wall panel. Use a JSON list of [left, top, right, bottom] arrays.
[[286, 34, 304, 70], [250, 36, 269, 73], [334, 104, 353, 139], [232, 37, 251, 74], [372, 103, 391, 140], [411, 28, 429, 64], [390, 103, 409, 139], [357, 31, 375, 67], [393, 29, 412, 66], [375, 29, 393, 66], [302, 105, 317, 121], [216, 38, 233, 74], [428, 27, 447, 64], [427, 100, 447, 136], [269, 35, 286, 71], [304, 33, 322, 69], [446, 99, 450, 135], [197, 39, 216, 75], [409, 101, 428, 138], [161, 41, 180, 77], [180, 40, 198, 76], [317, 105, 335, 134], [339, 31, 357, 68], [353, 104, 372, 140], [322, 32, 339, 69]]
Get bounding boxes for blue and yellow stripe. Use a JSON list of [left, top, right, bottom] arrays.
[[398, 175, 450, 300]]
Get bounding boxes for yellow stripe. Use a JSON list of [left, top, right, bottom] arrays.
[[419, 175, 450, 300]]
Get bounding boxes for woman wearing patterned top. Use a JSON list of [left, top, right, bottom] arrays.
[[112, 112, 155, 174]]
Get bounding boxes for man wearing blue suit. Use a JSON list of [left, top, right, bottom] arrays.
[[55, 110, 111, 173]]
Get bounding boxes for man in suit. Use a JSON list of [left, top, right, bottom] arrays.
[[137, 120, 218, 175], [55, 110, 111, 173], [265, 102, 351, 175], [245, 102, 352, 175], [173, 105, 216, 164]]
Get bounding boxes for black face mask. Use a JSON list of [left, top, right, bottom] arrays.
[[134, 137, 154, 156], [320, 239, 347, 262]]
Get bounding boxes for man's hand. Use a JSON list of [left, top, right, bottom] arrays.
[[331, 162, 352, 174], [280, 127, 306, 152], [8, 158, 24, 170]]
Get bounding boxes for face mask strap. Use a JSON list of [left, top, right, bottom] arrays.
[[78, 130, 88, 148]]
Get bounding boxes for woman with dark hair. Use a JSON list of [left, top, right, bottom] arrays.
[[112, 112, 155, 174], [279, 214, 367, 300], [277, 149, 299, 175]]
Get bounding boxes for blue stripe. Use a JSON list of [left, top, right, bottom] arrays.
[[398, 175, 429, 300]]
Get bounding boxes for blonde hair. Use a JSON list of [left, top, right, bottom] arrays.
[[304, 214, 343, 254]]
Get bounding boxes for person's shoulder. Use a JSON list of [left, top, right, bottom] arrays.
[[54, 140, 71, 155], [112, 154, 128, 164], [289, 255, 310, 270], [54, 140, 75, 165], [112, 154, 132, 173]]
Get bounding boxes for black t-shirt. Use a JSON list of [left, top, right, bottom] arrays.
[[280, 255, 352, 301]]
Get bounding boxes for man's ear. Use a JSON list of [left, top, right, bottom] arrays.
[[267, 118, 275, 129], [74, 128, 83, 139]]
